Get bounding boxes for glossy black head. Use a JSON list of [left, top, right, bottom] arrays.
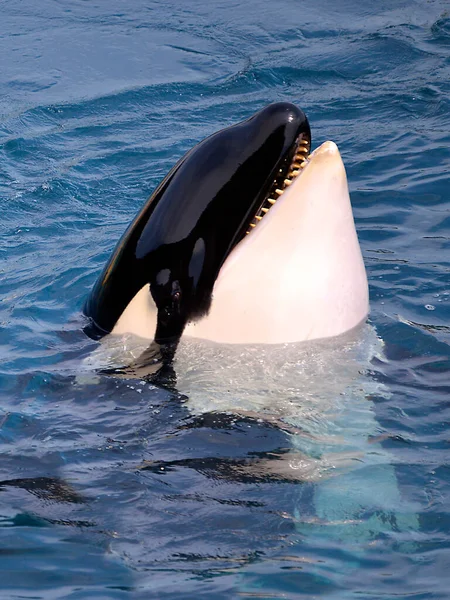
[[84, 102, 311, 344]]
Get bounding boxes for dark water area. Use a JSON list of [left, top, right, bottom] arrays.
[[1, 0, 450, 598]]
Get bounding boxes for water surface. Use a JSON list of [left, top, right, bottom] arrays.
[[1, 0, 450, 598]]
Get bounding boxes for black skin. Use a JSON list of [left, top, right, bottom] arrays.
[[84, 102, 311, 351]]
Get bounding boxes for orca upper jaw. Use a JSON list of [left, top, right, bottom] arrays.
[[183, 141, 369, 344], [84, 102, 311, 345]]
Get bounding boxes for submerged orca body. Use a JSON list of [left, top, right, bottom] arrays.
[[84, 102, 368, 367], [84, 103, 311, 345]]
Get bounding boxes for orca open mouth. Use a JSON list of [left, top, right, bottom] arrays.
[[246, 137, 311, 235]]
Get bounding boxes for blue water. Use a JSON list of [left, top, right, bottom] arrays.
[[1, 0, 450, 597]]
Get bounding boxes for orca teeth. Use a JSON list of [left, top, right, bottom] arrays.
[[245, 140, 310, 235]]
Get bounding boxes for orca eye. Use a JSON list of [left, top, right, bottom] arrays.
[[171, 280, 181, 303]]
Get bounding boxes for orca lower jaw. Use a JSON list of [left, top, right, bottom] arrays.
[[184, 140, 369, 345], [246, 137, 311, 235]]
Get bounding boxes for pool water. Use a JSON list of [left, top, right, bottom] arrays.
[[1, 0, 450, 598]]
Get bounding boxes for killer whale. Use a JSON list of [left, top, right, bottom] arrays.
[[84, 102, 368, 373], [78, 106, 421, 548]]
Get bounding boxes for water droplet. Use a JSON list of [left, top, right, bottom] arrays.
[[425, 304, 435, 311]]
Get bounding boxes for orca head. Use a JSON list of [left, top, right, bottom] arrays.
[[84, 102, 311, 344]]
